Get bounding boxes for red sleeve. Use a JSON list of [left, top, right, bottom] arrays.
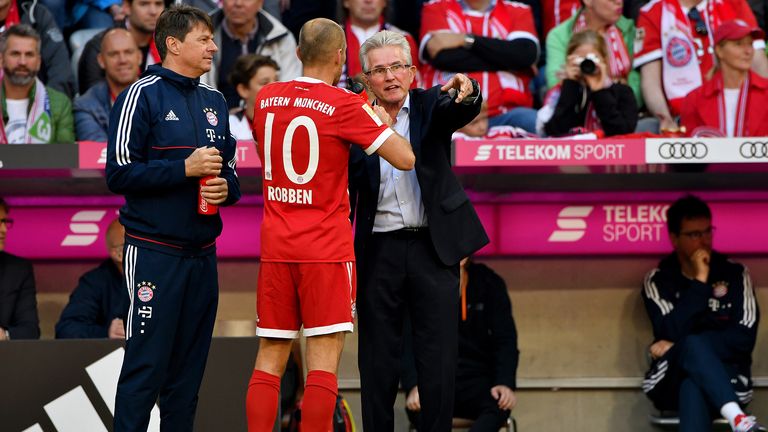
[[679, 90, 704, 136], [507, 4, 538, 42], [405, 33, 421, 88], [336, 94, 394, 155], [420, 1, 451, 40], [634, 4, 663, 68], [406, 33, 420, 69]]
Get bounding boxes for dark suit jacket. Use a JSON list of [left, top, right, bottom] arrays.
[[55, 259, 129, 339], [349, 85, 489, 267], [0, 251, 40, 339]]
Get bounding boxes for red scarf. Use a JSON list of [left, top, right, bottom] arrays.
[[574, 13, 631, 81], [2, 0, 21, 31], [717, 73, 749, 137], [148, 35, 161, 65], [344, 17, 384, 79]]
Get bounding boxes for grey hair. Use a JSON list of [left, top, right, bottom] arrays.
[[359, 30, 413, 72], [0, 24, 41, 54]]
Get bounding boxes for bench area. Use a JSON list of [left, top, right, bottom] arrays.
[[30, 255, 768, 431]]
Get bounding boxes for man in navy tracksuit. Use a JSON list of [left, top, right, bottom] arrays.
[[642, 195, 761, 432], [105, 5, 240, 431]]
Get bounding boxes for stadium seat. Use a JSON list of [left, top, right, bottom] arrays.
[[68, 27, 106, 94]]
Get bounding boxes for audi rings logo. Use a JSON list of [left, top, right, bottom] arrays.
[[739, 141, 768, 159], [658, 142, 708, 160]]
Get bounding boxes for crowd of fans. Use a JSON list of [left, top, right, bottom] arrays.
[[0, 0, 764, 143]]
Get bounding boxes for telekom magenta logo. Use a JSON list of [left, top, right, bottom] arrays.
[[548, 206, 594, 242], [474, 144, 494, 161], [61, 210, 107, 247]]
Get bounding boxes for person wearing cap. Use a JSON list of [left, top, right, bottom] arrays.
[[634, 0, 768, 133], [680, 20, 768, 136]]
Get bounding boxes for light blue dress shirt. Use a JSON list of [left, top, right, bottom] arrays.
[[372, 95, 428, 232]]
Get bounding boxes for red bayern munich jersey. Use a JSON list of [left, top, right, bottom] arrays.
[[252, 77, 393, 262], [634, 0, 758, 74], [420, 0, 538, 117]]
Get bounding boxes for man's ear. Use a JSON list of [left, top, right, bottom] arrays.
[[296, 46, 302, 62], [165, 36, 179, 56], [97, 53, 106, 70]]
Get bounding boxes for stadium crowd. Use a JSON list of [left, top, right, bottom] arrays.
[[0, 0, 766, 431], [0, 0, 763, 143]]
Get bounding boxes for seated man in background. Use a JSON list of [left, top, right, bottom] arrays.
[[419, 0, 539, 133], [227, 54, 279, 140], [0, 0, 76, 98], [643, 195, 761, 432], [56, 219, 129, 339], [0, 196, 40, 340], [0, 25, 74, 144], [74, 28, 142, 142], [78, 0, 165, 95], [403, 258, 519, 432]]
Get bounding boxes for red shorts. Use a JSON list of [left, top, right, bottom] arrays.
[[256, 261, 356, 339]]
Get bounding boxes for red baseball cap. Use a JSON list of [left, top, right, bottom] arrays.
[[714, 19, 765, 44]]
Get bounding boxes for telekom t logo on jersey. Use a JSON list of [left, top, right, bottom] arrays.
[[548, 206, 594, 242]]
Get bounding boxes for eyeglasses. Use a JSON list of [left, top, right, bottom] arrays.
[[364, 63, 411, 78], [0, 218, 13, 229], [680, 226, 715, 239], [687, 8, 708, 36]]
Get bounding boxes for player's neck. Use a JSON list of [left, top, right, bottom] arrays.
[[302, 65, 338, 86]]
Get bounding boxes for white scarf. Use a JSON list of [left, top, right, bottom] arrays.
[[0, 77, 52, 144], [660, 0, 706, 112]]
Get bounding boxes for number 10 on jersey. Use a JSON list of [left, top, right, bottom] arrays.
[[262, 112, 320, 185]]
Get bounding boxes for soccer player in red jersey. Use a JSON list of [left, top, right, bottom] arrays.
[[244, 18, 415, 432]]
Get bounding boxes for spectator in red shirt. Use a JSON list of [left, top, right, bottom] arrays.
[[681, 20, 768, 136], [634, 0, 768, 132], [419, 0, 540, 133], [339, 0, 420, 89]]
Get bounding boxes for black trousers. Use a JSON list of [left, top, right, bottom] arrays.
[[358, 229, 459, 432], [644, 332, 753, 432], [115, 243, 218, 432]]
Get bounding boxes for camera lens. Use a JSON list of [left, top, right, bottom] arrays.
[[580, 58, 597, 75]]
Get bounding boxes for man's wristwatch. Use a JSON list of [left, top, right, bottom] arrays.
[[463, 34, 475, 50], [461, 78, 481, 105]]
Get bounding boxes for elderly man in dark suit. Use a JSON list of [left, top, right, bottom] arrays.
[[349, 30, 488, 432], [0, 197, 40, 340]]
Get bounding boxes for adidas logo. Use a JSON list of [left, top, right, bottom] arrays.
[[165, 110, 179, 121]]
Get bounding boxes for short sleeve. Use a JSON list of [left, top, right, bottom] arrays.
[[634, 6, 663, 68], [336, 96, 394, 155]]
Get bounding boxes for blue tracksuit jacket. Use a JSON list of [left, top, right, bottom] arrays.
[[106, 64, 240, 248]]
